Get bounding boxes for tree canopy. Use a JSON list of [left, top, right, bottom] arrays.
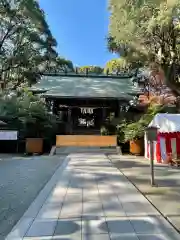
[[78, 66, 103, 74], [108, 0, 180, 84], [0, 0, 73, 90], [104, 58, 130, 74]]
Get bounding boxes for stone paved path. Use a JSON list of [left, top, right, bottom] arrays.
[[111, 154, 180, 232], [6, 153, 180, 240]]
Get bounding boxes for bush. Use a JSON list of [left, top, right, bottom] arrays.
[[119, 104, 164, 142], [0, 89, 58, 140], [124, 121, 145, 142], [116, 120, 128, 144]]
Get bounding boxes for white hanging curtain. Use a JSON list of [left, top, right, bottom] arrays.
[[80, 108, 94, 114]]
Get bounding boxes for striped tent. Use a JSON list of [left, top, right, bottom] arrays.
[[145, 114, 180, 163]]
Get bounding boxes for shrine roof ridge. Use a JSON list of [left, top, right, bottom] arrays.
[[41, 72, 134, 79], [30, 74, 140, 100]]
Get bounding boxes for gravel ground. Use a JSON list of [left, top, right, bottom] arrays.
[[0, 155, 65, 239]]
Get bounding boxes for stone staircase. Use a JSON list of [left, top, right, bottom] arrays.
[[55, 146, 118, 155], [71, 128, 100, 135]]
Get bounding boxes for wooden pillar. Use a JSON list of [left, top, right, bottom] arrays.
[[67, 108, 72, 134], [102, 107, 106, 121], [58, 108, 64, 121], [53, 99, 58, 115], [68, 108, 71, 122], [115, 101, 120, 117]]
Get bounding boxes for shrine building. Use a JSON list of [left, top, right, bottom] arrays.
[[31, 73, 141, 134]]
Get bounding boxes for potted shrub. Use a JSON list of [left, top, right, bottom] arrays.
[[123, 104, 164, 155], [18, 91, 57, 154], [23, 118, 45, 155], [24, 114, 57, 154], [124, 121, 145, 155]]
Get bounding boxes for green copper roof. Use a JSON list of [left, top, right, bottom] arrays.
[[31, 75, 140, 100]]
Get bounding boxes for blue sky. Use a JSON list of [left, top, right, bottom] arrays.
[[39, 0, 115, 67]]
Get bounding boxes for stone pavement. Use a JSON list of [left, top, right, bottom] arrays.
[[5, 153, 180, 240], [110, 154, 180, 233]]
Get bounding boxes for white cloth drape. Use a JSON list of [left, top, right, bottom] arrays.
[[160, 137, 166, 162]]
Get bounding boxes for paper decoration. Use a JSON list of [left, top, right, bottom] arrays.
[[78, 119, 94, 127], [80, 108, 94, 114], [79, 118, 86, 125]]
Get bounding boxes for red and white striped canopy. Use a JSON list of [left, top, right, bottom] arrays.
[[145, 114, 180, 163], [149, 113, 180, 133]]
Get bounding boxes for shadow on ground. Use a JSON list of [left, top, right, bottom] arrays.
[[110, 156, 180, 232]]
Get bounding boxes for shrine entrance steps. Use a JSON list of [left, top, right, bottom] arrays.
[[55, 147, 118, 155], [71, 129, 100, 135], [54, 135, 120, 155]]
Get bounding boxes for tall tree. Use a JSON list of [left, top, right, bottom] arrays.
[[108, 0, 180, 84], [42, 57, 74, 74], [104, 58, 130, 74], [0, 0, 73, 89]]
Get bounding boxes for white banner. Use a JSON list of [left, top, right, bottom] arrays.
[[153, 141, 157, 161], [144, 132, 148, 158], [0, 131, 18, 140], [171, 138, 177, 159], [160, 137, 166, 162]]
